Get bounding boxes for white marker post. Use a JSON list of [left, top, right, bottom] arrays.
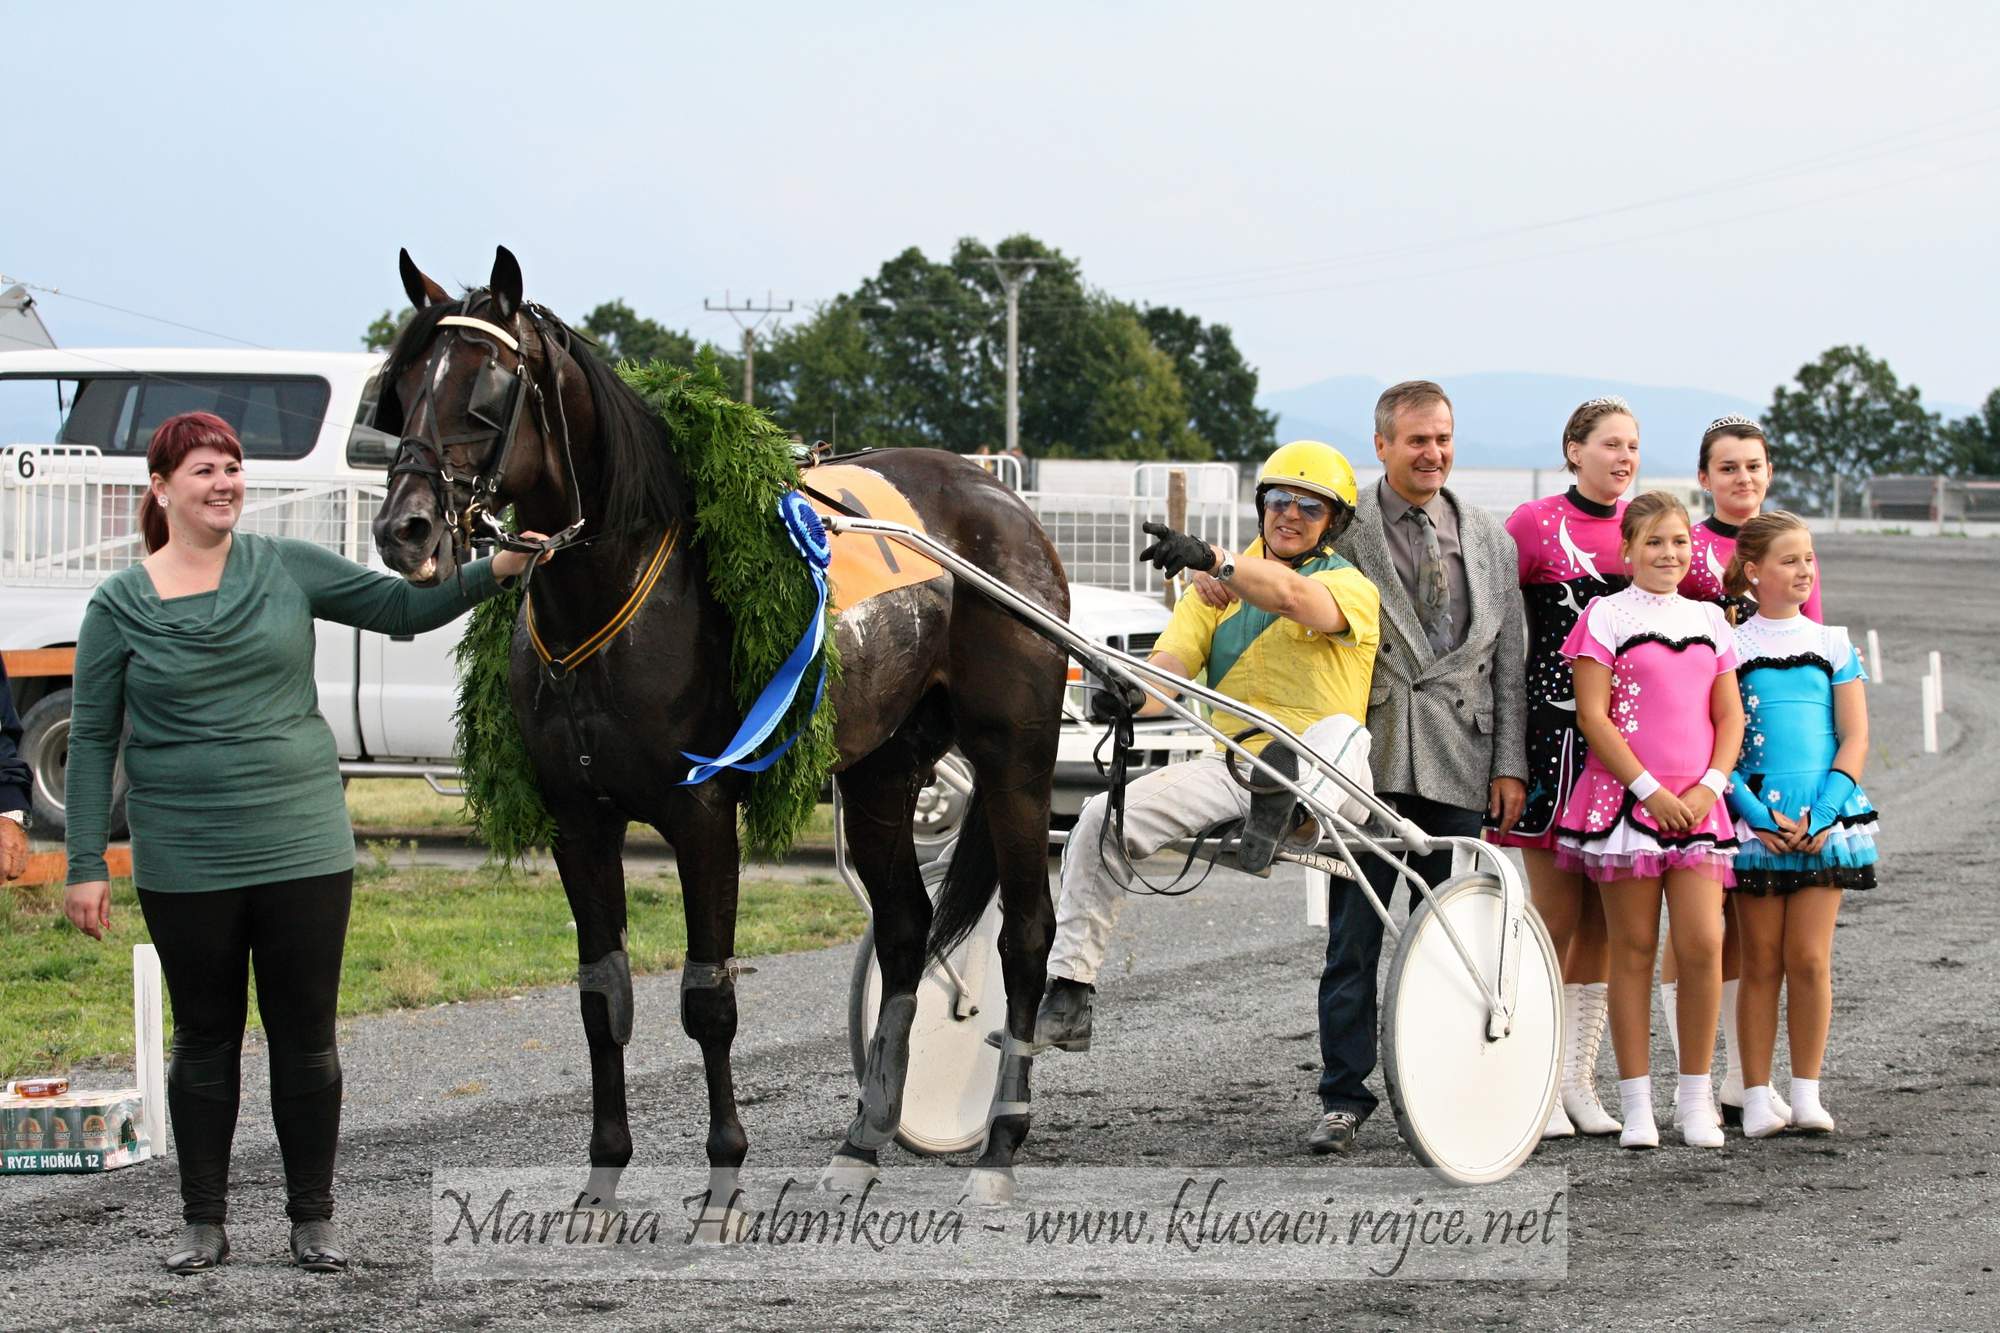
[[1922, 674, 1940, 755], [1929, 650, 1944, 711], [133, 944, 166, 1160], [1867, 629, 1883, 683]]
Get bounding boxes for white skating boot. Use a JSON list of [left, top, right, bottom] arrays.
[[1560, 982, 1622, 1135]]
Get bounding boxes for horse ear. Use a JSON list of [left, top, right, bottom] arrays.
[[399, 248, 449, 309], [490, 246, 523, 320]]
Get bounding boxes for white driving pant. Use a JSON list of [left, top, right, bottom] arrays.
[[1047, 714, 1373, 985]]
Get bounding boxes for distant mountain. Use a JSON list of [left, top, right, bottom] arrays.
[[1260, 373, 1768, 471]]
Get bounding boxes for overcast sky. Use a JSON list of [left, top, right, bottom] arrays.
[[7, 0, 1995, 408]]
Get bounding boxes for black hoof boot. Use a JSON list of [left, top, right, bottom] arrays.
[[290, 1218, 348, 1273], [164, 1223, 229, 1274], [1237, 745, 1300, 874], [1033, 977, 1094, 1052]]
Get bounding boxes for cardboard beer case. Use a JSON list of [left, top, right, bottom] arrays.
[[1, 1088, 153, 1173]]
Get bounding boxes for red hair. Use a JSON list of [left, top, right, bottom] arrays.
[[141, 411, 243, 553]]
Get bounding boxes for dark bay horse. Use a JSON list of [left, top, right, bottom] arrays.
[[369, 247, 1068, 1215]]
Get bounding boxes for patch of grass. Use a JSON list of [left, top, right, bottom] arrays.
[[346, 778, 470, 831], [0, 869, 866, 1080], [345, 779, 838, 845]]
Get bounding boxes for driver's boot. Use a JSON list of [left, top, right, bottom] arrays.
[[1236, 745, 1300, 875], [1033, 977, 1095, 1052]]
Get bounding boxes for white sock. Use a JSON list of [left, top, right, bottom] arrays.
[[1792, 1076, 1824, 1114], [1660, 980, 1681, 1062], [1721, 978, 1744, 1088], [1676, 1072, 1712, 1114], [1619, 1075, 1654, 1121]]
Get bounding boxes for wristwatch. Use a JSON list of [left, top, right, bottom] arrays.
[[1212, 548, 1237, 582]]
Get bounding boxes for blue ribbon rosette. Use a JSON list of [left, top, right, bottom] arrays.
[[681, 491, 833, 784]]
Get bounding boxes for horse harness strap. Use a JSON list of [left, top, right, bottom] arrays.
[[437, 313, 520, 352], [526, 525, 679, 679]]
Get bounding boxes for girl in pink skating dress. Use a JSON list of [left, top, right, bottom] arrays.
[[1555, 492, 1744, 1151]]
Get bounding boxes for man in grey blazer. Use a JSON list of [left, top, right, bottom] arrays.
[[1311, 380, 1528, 1153]]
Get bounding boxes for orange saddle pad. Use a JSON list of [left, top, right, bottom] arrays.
[[801, 464, 948, 613]]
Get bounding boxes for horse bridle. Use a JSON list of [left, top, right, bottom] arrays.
[[385, 307, 588, 562]]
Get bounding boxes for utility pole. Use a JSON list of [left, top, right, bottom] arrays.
[[704, 290, 793, 405], [974, 257, 1057, 457]]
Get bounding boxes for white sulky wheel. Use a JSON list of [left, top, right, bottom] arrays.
[[1380, 871, 1563, 1186], [848, 857, 1010, 1156]]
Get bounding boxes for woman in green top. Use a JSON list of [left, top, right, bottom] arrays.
[[61, 411, 546, 1275]]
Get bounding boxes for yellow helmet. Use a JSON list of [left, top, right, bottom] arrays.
[[1257, 440, 1358, 510]]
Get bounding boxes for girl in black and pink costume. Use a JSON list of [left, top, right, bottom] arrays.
[[1497, 397, 1636, 1140]]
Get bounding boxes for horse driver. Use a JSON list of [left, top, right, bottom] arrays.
[[1032, 440, 1382, 1055]]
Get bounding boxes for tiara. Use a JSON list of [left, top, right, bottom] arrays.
[[1577, 395, 1631, 413], [1704, 413, 1763, 435]]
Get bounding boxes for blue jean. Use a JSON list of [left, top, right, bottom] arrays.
[[1317, 793, 1485, 1118]]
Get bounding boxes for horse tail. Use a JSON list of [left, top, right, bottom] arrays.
[[925, 784, 999, 965]]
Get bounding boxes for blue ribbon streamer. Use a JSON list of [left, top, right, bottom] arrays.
[[680, 492, 833, 785]]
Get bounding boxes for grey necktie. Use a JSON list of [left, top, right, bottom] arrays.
[[1408, 506, 1452, 654]]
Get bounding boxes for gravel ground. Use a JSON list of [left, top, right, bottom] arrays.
[[7, 534, 1997, 1330]]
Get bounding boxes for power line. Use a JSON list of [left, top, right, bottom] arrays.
[[1105, 101, 2000, 300], [1177, 152, 1999, 309], [0, 274, 271, 348]]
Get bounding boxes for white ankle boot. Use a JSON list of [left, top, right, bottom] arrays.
[[1618, 1076, 1658, 1149], [1675, 1074, 1724, 1148], [1741, 1084, 1787, 1139], [1542, 1099, 1576, 1138], [1561, 982, 1622, 1134]]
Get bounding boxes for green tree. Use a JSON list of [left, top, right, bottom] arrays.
[[755, 233, 1220, 460], [364, 307, 412, 352], [1941, 388, 2000, 476], [578, 300, 742, 385], [1764, 345, 1939, 513], [1138, 306, 1276, 461], [755, 300, 882, 449]]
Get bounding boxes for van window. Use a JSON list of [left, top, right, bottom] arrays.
[[58, 378, 141, 451], [131, 376, 330, 459], [346, 370, 397, 469]]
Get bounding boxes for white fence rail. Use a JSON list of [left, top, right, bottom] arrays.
[[1022, 489, 1240, 595], [4, 449, 1246, 595], [2, 450, 384, 586]]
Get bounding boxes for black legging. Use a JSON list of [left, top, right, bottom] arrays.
[[137, 870, 352, 1225]]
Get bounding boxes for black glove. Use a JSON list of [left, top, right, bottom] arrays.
[[1137, 521, 1215, 577], [1086, 677, 1145, 723]]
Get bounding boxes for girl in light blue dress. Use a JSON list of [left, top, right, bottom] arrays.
[[1724, 512, 1876, 1138]]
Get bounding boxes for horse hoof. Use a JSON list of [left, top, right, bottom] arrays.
[[965, 1167, 1015, 1205], [818, 1154, 880, 1193], [580, 1165, 625, 1211], [687, 1206, 754, 1246]]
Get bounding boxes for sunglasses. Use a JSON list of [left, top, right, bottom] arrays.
[[1261, 488, 1329, 520]]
